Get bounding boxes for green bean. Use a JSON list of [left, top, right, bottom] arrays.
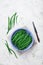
[[12, 29, 26, 42], [16, 35, 25, 47], [21, 34, 29, 44], [7, 12, 18, 34], [17, 36, 32, 50], [16, 34, 25, 42], [12, 30, 24, 41], [12, 33, 19, 42], [11, 29, 32, 50]]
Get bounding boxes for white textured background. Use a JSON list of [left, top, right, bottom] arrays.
[[0, 0, 43, 65]]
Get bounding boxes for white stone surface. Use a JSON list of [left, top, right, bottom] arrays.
[[0, 0, 43, 65]]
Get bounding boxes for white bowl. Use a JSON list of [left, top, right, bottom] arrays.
[[7, 23, 34, 52]]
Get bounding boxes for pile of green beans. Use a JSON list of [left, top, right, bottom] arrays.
[[11, 29, 32, 50]]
